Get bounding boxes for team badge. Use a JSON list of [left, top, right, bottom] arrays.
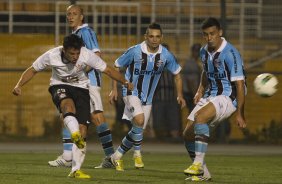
[[129, 106, 135, 113], [213, 58, 220, 68], [156, 60, 163, 67]]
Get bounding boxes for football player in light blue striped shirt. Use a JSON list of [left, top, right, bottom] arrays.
[[48, 4, 115, 169], [109, 23, 186, 171], [183, 17, 247, 181]]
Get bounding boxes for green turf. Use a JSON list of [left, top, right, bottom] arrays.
[[0, 152, 281, 184]]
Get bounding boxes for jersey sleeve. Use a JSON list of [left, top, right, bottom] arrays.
[[114, 46, 135, 67], [164, 52, 182, 75], [226, 48, 245, 81], [83, 48, 107, 72], [32, 51, 50, 71]]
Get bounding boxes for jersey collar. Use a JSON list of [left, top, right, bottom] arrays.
[[72, 23, 88, 33], [204, 37, 227, 55], [140, 41, 162, 56]]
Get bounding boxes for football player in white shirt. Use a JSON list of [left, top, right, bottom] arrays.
[[12, 34, 133, 179]]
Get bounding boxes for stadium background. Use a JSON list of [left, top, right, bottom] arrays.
[[0, 0, 281, 143]]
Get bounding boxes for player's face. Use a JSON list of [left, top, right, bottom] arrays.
[[66, 6, 83, 30], [63, 48, 81, 64], [202, 26, 223, 52], [145, 29, 163, 53]]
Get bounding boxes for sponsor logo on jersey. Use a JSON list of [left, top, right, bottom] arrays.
[[134, 68, 162, 76], [207, 72, 226, 79]]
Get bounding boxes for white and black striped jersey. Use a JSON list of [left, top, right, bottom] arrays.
[[32, 46, 107, 89]]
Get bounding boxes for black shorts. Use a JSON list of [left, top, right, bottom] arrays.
[[49, 84, 90, 125]]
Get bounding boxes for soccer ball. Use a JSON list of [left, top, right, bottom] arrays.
[[253, 73, 278, 97]]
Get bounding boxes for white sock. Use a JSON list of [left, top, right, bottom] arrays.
[[203, 163, 211, 178], [133, 150, 141, 157], [64, 116, 79, 134], [194, 152, 205, 165], [112, 151, 123, 160], [62, 150, 72, 161], [71, 143, 86, 172]]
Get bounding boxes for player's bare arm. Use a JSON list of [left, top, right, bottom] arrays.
[[103, 65, 133, 91], [12, 66, 38, 96], [194, 70, 206, 104], [174, 73, 186, 109], [235, 79, 246, 128], [108, 66, 120, 105]]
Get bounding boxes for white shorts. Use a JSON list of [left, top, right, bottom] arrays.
[[122, 95, 152, 129], [188, 95, 236, 127], [89, 86, 103, 113]]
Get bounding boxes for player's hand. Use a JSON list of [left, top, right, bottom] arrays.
[[126, 82, 134, 91], [235, 113, 246, 128], [109, 89, 118, 105], [12, 86, 22, 96], [193, 92, 203, 104], [177, 96, 186, 109]]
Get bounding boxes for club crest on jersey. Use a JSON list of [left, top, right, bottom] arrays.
[[129, 106, 135, 113], [213, 58, 220, 68], [155, 60, 164, 67]]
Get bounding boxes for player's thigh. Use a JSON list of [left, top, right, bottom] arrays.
[[73, 87, 91, 126], [142, 104, 152, 129], [194, 102, 216, 123], [187, 97, 215, 123], [48, 85, 76, 113], [209, 95, 236, 127], [123, 95, 144, 126]]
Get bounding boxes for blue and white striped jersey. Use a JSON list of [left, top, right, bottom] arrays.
[[200, 38, 246, 106], [73, 24, 102, 87], [115, 41, 182, 105]]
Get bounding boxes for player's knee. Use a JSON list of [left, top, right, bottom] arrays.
[[132, 119, 144, 127], [63, 112, 76, 119], [90, 111, 105, 126], [194, 112, 205, 123]]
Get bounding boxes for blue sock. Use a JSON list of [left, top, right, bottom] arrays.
[[96, 123, 114, 156], [117, 125, 143, 154], [194, 124, 209, 154], [62, 127, 72, 160]]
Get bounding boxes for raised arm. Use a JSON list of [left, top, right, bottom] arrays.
[[12, 66, 38, 96], [102, 65, 133, 92]]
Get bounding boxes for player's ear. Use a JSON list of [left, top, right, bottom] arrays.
[[219, 29, 223, 37], [80, 14, 84, 22]]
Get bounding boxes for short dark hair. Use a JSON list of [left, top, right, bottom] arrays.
[[63, 34, 84, 50], [146, 22, 162, 34], [201, 17, 221, 30]]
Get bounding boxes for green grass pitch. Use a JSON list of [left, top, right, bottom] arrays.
[[0, 151, 281, 184]]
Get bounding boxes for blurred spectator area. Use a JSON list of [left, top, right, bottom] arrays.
[[0, 0, 281, 140]]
